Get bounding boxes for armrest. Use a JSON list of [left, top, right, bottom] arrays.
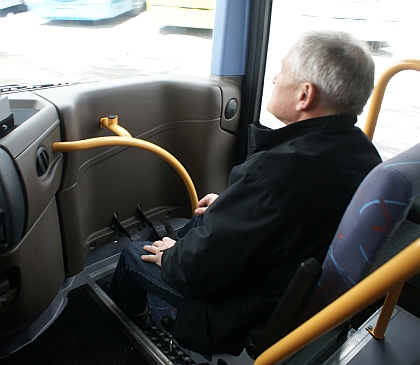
[[246, 258, 322, 359]]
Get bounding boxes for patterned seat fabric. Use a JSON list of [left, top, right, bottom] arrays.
[[301, 142, 420, 321]]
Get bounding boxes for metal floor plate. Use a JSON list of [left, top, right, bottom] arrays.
[[324, 306, 420, 365]]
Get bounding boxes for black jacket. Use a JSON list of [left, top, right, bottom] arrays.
[[161, 115, 382, 354]]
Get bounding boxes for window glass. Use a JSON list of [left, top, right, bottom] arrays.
[[262, 0, 419, 160], [0, 1, 215, 86]]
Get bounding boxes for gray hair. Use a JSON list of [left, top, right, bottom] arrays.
[[287, 30, 375, 115]]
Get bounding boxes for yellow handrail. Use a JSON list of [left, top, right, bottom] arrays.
[[364, 59, 420, 140], [100, 115, 133, 138], [367, 282, 404, 340], [254, 237, 420, 365], [53, 116, 198, 216]]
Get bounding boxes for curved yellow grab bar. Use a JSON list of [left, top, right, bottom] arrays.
[[364, 59, 420, 140], [100, 115, 133, 138], [254, 237, 420, 365], [53, 136, 198, 216]]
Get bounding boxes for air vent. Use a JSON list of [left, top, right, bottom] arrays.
[[36, 148, 49, 176]]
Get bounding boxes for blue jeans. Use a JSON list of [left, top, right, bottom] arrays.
[[109, 240, 183, 315], [109, 216, 202, 316]]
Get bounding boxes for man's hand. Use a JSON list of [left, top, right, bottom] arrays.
[[141, 237, 176, 267], [195, 193, 219, 216]]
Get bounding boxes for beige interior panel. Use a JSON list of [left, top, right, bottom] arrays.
[[0, 94, 65, 340], [35, 75, 240, 276], [0, 75, 240, 340]]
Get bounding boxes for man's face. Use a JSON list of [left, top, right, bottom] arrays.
[[267, 54, 302, 125]]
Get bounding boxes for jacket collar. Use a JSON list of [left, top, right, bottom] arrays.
[[248, 115, 358, 155]]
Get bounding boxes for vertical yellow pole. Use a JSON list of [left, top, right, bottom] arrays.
[[367, 282, 404, 340]]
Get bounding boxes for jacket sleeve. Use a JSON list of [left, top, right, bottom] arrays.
[[160, 156, 286, 300]]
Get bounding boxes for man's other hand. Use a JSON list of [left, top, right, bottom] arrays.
[[195, 193, 219, 216]]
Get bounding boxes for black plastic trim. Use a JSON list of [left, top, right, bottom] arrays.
[[0, 148, 25, 252], [234, 0, 272, 165]]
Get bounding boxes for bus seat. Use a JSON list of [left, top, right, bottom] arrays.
[[299, 141, 420, 324], [244, 142, 420, 360]]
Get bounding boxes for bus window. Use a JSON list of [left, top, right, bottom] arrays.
[[0, 0, 215, 86], [261, 0, 419, 160]]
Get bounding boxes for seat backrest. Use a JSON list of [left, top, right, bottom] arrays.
[[300, 142, 420, 322]]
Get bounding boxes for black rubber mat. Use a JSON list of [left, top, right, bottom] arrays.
[[0, 285, 155, 365]]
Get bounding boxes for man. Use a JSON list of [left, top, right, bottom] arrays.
[[110, 30, 382, 355]]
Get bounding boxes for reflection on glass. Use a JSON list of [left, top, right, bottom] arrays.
[[0, 1, 214, 86]]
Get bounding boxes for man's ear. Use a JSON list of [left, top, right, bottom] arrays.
[[296, 82, 316, 111]]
